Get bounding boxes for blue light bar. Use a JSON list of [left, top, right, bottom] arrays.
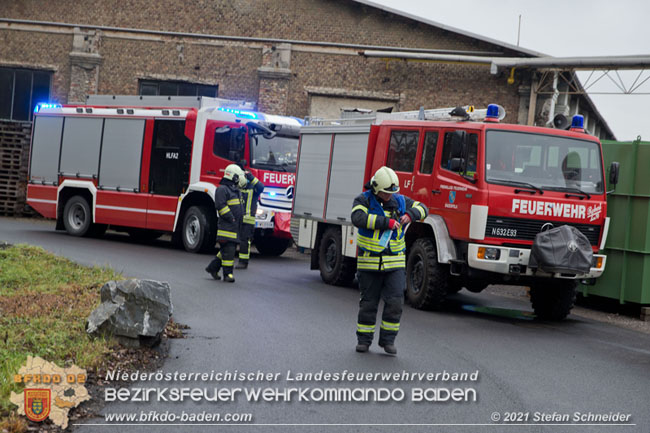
[[485, 104, 500, 121], [269, 192, 277, 197], [217, 107, 258, 119], [571, 115, 584, 130], [34, 103, 62, 113]]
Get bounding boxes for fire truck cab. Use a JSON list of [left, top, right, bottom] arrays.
[[27, 96, 301, 255], [292, 105, 619, 320]]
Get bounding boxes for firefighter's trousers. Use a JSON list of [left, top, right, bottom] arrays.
[[356, 269, 405, 346], [216, 241, 238, 276], [238, 223, 254, 263]]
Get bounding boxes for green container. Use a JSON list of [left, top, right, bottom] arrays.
[[580, 138, 650, 304], [585, 250, 650, 304]]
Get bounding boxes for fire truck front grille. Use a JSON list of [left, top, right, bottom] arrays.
[[485, 216, 601, 246]]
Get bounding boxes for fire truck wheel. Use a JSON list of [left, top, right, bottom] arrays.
[[530, 280, 577, 321], [254, 236, 291, 256], [63, 196, 93, 237], [406, 238, 448, 310], [318, 227, 356, 286], [182, 206, 216, 253]]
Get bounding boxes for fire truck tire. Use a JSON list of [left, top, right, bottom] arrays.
[[63, 196, 93, 237], [530, 280, 577, 321], [318, 227, 356, 286], [254, 236, 291, 256], [182, 206, 216, 253], [406, 238, 448, 310]]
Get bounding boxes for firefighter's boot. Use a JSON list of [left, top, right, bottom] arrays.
[[379, 343, 397, 355], [205, 256, 222, 280], [223, 268, 235, 283], [355, 343, 369, 353], [236, 260, 248, 270]]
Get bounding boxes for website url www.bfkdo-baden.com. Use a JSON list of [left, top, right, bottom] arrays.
[[100, 411, 253, 424]]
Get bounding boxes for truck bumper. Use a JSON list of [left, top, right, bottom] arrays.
[[467, 243, 606, 279], [255, 206, 292, 239]]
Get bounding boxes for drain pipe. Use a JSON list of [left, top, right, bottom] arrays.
[[546, 71, 559, 126]]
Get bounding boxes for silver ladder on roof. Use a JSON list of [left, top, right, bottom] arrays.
[[305, 104, 506, 126]]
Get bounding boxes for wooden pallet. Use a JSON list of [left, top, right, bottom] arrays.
[[0, 120, 32, 216]]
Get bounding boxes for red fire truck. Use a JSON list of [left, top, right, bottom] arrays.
[[26, 95, 301, 255], [291, 105, 619, 320]]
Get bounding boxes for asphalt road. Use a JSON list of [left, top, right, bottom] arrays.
[[2, 217, 649, 433]]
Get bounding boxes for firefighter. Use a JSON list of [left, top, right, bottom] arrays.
[[205, 164, 245, 283], [237, 170, 265, 269], [351, 166, 428, 355]]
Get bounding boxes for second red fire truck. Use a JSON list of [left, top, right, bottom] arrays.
[[292, 105, 619, 320], [27, 96, 301, 255]]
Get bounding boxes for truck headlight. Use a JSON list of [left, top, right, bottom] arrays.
[[256, 208, 268, 220], [478, 247, 501, 260]]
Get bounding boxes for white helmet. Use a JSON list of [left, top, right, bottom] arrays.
[[224, 164, 244, 183], [371, 166, 400, 194]]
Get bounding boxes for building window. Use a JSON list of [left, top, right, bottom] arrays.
[[138, 80, 218, 97], [0, 68, 52, 121]]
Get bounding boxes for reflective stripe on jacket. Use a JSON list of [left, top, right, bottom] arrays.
[[215, 178, 243, 242], [351, 190, 428, 272], [241, 174, 265, 225]]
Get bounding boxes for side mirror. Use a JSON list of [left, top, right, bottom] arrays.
[[239, 159, 247, 169], [449, 158, 464, 172], [609, 161, 620, 186]]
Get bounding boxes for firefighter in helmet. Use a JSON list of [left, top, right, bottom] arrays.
[[236, 170, 265, 269], [351, 166, 428, 355], [205, 164, 245, 282]]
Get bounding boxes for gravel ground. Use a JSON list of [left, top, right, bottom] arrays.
[[484, 285, 650, 334]]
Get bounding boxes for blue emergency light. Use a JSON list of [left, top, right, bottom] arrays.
[[34, 103, 62, 113], [571, 114, 584, 130], [269, 192, 277, 197], [217, 107, 259, 119], [485, 104, 500, 122]]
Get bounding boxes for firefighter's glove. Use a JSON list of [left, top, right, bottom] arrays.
[[245, 172, 254, 181], [388, 219, 401, 230], [400, 214, 412, 225]]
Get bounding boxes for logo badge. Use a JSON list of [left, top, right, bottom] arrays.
[[286, 185, 294, 199], [540, 222, 554, 232], [567, 240, 579, 252], [449, 191, 456, 204], [24, 389, 51, 422]]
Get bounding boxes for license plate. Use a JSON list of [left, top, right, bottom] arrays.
[[255, 221, 274, 229]]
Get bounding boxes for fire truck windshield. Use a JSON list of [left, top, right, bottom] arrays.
[[250, 134, 299, 173], [485, 130, 605, 194]]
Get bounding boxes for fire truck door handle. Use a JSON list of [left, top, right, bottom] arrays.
[[431, 189, 441, 195], [207, 170, 216, 175]]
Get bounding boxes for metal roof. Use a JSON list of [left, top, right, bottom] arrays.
[[353, 0, 544, 57]]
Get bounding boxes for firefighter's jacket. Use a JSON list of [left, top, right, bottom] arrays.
[[241, 173, 265, 225], [351, 190, 428, 272], [215, 178, 243, 242]]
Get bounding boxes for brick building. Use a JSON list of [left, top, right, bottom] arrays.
[[0, 0, 614, 214]]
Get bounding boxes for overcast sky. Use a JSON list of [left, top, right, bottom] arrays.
[[369, 0, 650, 141]]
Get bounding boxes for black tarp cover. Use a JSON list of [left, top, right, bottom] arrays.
[[529, 225, 593, 274]]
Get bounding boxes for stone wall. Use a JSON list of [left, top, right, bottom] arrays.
[[0, 0, 525, 116]]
